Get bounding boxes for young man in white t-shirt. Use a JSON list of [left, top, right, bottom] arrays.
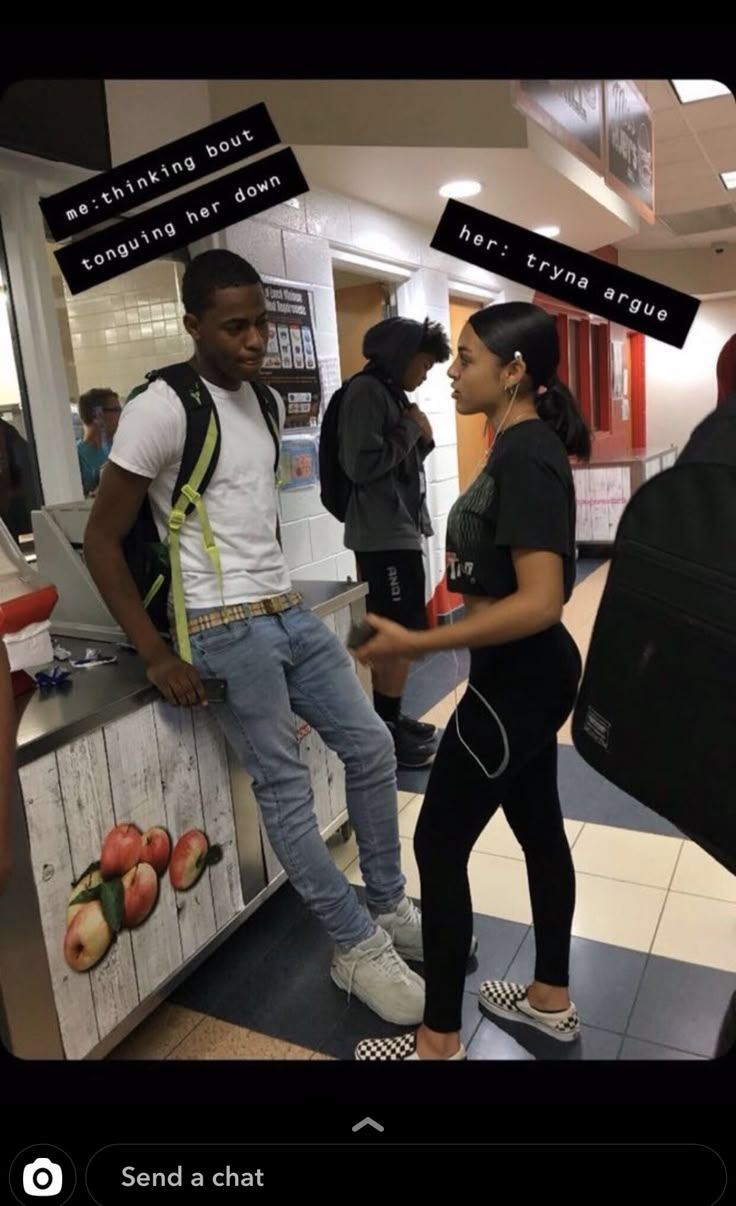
[[84, 250, 425, 1025]]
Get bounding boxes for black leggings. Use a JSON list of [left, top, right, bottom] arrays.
[[414, 623, 582, 1034]]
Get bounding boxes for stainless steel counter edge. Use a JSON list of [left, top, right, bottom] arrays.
[[15, 579, 368, 768], [300, 578, 368, 618]]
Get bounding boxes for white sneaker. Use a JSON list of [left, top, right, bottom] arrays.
[[355, 1031, 466, 1061], [331, 926, 425, 1025], [374, 897, 479, 965], [479, 980, 581, 1042]]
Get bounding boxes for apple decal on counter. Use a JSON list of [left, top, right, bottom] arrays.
[[122, 862, 159, 928], [169, 829, 222, 892], [100, 823, 143, 879], [67, 865, 103, 926], [63, 822, 221, 972], [139, 826, 171, 876], [64, 899, 113, 972]]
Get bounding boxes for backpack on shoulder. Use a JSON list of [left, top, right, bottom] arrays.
[[122, 362, 280, 664], [318, 373, 359, 522], [571, 435, 736, 876], [318, 367, 413, 521]]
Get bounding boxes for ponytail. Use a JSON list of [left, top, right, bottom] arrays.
[[537, 376, 591, 461]]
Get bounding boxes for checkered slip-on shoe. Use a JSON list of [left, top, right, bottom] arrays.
[[355, 1032, 466, 1061], [479, 980, 581, 1042]]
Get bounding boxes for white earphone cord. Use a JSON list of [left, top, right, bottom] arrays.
[[448, 374, 521, 779]]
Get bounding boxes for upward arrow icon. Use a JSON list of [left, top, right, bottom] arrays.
[[352, 1118, 384, 1133]]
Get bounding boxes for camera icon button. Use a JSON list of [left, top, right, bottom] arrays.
[[9, 1145, 76, 1206]]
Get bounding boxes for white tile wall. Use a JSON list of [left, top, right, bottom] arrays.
[[309, 511, 345, 562], [433, 547, 448, 585], [63, 261, 190, 404], [431, 407, 461, 447], [433, 511, 449, 546], [305, 191, 353, 244], [228, 220, 286, 278], [336, 550, 357, 581], [348, 201, 426, 265], [429, 444, 462, 482], [429, 477, 460, 517], [254, 199, 308, 234], [293, 557, 339, 584], [396, 274, 429, 321], [282, 231, 334, 287], [313, 329, 340, 362], [311, 285, 339, 339], [281, 517, 313, 571], [421, 269, 452, 310], [280, 484, 326, 523]]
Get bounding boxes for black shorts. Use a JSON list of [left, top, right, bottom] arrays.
[[355, 549, 428, 631]]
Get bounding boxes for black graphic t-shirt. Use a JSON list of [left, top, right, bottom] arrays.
[[445, 419, 577, 602]]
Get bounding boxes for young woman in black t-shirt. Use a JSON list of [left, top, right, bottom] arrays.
[[354, 302, 591, 1060]]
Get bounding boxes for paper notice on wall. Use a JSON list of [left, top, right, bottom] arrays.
[[318, 356, 342, 420], [573, 468, 593, 543], [606, 467, 627, 540], [590, 469, 610, 543]]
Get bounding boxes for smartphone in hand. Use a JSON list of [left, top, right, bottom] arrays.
[[346, 621, 378, 650], [201, 678, 227, 702]]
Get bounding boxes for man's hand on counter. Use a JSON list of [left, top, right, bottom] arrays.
[[145, 652, 209, 708]]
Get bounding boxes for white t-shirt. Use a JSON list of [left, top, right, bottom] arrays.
[[109, 375, 292, 609]]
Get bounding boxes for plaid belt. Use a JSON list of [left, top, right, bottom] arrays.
[[184, 590, 304, 637]]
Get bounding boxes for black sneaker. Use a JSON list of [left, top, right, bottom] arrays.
[[398, 713, 437, 742], [388, 722, 435, 769]]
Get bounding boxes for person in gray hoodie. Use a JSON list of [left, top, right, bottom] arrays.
[[338, 316, 451, 767]]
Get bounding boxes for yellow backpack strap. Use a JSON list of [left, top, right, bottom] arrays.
[[167, 407, 221, 665], [149, 364, 222, 666]]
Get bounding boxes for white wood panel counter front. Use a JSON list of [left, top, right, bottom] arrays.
[[0, 580, 370, 1060]]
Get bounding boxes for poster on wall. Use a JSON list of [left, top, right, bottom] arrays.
[[512, 80, 605, 174], [280, 433, 320, 491], [260, 283, 321, 429], [604, 80, 655, 224]]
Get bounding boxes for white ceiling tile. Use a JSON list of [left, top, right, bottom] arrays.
[[682, 95, 736, 132], [656, 159, 716, 190], [653, 107, 692, 137], [697, 126, 736, 166], [656, 135, 705, 165], [658, 183, 735, 212]]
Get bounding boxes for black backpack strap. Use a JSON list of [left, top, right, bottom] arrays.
[[146, 363, 222, 513], [250, 379, 283, 546], [251, 379, 282, 476]]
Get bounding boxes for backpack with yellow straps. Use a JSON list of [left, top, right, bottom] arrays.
[[122, 362, 281, 664]]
